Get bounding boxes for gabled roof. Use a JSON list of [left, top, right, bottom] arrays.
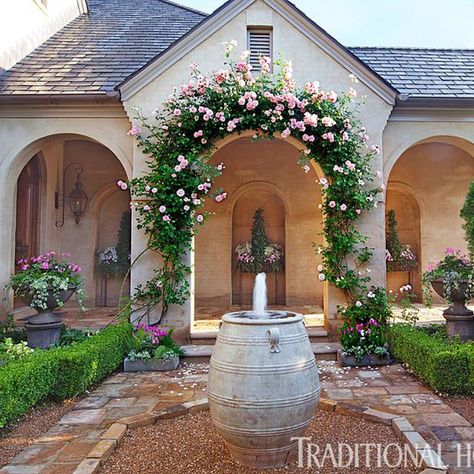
[[350, 47, 474, 99], [0, 0, 206, 97], [0, 0, 472, 102]]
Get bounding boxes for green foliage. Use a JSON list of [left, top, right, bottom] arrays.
[[0, 338, 34, 363], [128, 324, 183, 361], [0, 351, 58, 428], [251, 208, 268, 272], [338, 287, 391, 359], [124, 47, 384, 323], [5, 252, 85, 311], [235, 209, 283, 273], [461, 181, 474, 258], [422, 248, 474, 306], [56, 328, 93, 347], [0, 323, 133, 427], [386, 210, 417, 271], [0, 315, 25, 343], [388, 324, 474, 395]]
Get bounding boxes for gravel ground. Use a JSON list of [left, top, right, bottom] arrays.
[[102, 409, 419, 474], [0, 399, 76, 468], [444, 397, 474, 424]]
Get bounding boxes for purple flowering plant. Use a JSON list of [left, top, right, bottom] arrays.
[[5, 252, 85, 311], [127, 323, 183, 361], [338, 287, 390, 361]]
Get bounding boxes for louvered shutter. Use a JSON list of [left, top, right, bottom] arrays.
[[248, 29, 272, 71]]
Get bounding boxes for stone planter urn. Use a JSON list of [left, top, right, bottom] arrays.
[[21, 286, 76, 349], [208, 310, 320, 468], [431, 279, 474, 340]]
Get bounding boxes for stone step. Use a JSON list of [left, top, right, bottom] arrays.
[[190, 325, 330, 345], [181, 341, 341, 363]]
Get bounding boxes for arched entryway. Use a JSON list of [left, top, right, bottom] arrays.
[[193, 135, 325, 330], [386, 137, 474, 304], [10, 134, 131, 318]]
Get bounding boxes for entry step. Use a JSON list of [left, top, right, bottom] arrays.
[[182, 341, 340, 362]]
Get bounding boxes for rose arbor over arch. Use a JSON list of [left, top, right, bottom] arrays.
[[122, 44, 388, 333]]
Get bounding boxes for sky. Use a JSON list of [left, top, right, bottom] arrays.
[[177, 0, 474, 48]]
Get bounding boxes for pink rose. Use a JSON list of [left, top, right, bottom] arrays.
[[329, 201, 336, 208]]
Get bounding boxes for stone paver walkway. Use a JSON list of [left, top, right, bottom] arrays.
[[1, 362, 472, 473]]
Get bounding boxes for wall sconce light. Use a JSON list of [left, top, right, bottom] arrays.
[[55, 162, 89, 227]]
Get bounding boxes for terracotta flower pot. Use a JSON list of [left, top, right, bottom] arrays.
[[430, 279, 474, 341], [20, 286, 76, 349]]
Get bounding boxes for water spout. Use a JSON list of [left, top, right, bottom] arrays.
[[253, 272, 267, 317]]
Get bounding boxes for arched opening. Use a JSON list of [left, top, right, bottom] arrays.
[[231, 187, 286, 306], [386, 138, 474, 306], [385, 186, 422, 300], [10, 135, 131, 322], [193, 136, 324, 331]]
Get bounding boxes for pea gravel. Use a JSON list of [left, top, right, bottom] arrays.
[[101, 409, 419, 473]]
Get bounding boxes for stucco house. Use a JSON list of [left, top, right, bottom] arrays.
[[0, 0, 473, 339]]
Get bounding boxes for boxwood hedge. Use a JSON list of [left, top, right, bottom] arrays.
[[388, 324, 474, 395], [0, 322, 133, 428]]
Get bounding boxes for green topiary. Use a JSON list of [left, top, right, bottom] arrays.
[[461, 181, 474, 258], [251, 208, 268, 273]]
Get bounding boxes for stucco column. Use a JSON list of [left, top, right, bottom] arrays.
[[323, 151, 387, 336]]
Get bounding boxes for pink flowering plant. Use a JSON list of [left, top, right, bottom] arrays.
[[338, 287, 391, 360], [6, 252, 85, 311], [422, 248, 474, 306], [121, 42, 385, 323], [127, 323, 183, 362]]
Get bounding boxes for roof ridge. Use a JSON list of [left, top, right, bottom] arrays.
[[348, 46, 474, 52], [157, 0, 208, 17]]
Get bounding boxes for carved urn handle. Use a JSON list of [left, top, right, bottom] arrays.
[[267, 327, 281, 353]]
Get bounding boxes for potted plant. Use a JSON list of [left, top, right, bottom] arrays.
[[235, 208, 284, 273], [423, 248, 474, 340], [124, 323, 183, 371], [386, 210, 417, 272], [5, 252, 85, 348]]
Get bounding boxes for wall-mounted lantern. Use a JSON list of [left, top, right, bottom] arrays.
[[55, 162, 88, 227]]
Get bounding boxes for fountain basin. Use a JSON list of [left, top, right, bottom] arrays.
[[208, 310, 320, 468]]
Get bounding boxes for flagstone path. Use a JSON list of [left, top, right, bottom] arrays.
[[0, 361, 472, 474]]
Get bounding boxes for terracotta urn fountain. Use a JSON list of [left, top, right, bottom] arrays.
[[207, 273, 320, 468]]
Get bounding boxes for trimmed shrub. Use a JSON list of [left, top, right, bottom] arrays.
[[388, 324, 474, 395], [0, 322, 132, 427], [51, 323, 133, 399]]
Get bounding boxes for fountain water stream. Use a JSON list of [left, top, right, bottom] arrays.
[[253, 272, 267, 317]]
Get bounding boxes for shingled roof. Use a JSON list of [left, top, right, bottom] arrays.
[[0, 0, 206, 96], [0, 0, 473, 100], [350, 47, 474, 98]]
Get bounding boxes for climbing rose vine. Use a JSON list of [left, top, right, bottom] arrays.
[[121, 42, 385, 322]]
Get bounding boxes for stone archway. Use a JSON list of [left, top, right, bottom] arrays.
[[2, 133, 132, 316], [192, 135, 325, 329], [386, 137, 474, 304]]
